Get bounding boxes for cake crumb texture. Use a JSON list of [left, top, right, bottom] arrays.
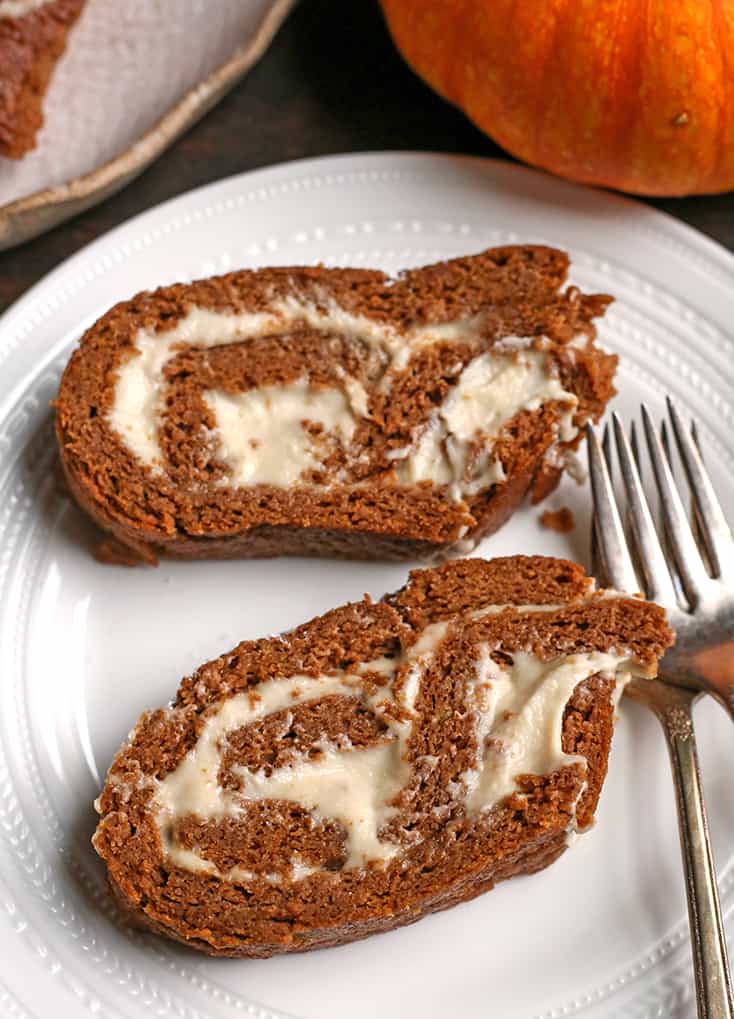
[[539, 506, 575, 533], [93, 555, 673, 957], [57, 246, 617, 564]]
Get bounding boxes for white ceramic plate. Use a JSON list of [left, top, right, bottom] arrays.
[[1, 153, 733, 1019]]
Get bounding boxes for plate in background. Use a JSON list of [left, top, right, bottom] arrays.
[[1, 152, 734, 1019], [0, 0, 295, 249]]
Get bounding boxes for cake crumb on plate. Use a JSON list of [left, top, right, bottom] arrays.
[[539, 506, 575, 533]]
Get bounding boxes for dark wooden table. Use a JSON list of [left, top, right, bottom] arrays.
[[2, 0, 733, 312]]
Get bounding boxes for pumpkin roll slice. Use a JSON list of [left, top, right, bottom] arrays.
[[0, 0, 86, 158], [93, 555, 673, 957], [56, 246, 616, 564]]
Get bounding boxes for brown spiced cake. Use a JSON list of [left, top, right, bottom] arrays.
[[93, 555, 673, 957], [56, 246, 617, 565], [0, 0, 85, 158]]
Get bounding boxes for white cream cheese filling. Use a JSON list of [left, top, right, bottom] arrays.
[[107, 302, 474, 469], [106, 299, 579, 495], [154, 620, 448, 874], [391, 349, 577, 499], [0, 0, 48, 17], [458, 650, 632, 813], [203, 378, 365, 487], [147, 599, 640, 879]]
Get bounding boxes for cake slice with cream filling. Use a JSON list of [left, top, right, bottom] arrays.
[[56, 246, 617, 564], [93, 555, 673, 957]]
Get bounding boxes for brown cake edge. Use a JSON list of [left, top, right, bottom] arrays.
[[99, 674, 615, 958], [105, 828, 571, 958], [59, 441, 540, 566], [57, 246, 616, 565], [93, 557, 673, 957]]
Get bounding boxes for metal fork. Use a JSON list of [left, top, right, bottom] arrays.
[[587, 400, 734, 1019]]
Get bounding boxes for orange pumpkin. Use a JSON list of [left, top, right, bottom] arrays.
[[380, 0, 734, 196]]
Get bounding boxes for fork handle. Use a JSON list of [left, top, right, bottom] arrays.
[[647, 680, 734, 1019]]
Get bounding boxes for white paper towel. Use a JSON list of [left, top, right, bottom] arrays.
[[0, 0, 286, 206]]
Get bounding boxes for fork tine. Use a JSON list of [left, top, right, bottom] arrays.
[[666, 398, 733, 578], [691, 418, 702, 454], [589, 424, 612, 581], [658, 418, 690, 598], [669, 415, 717, 577], [586, 423, 639, 593], [660, 418, 673, 465], [602, 421, 613, 467], [629, 419, 641, 468], [641, 404, 711, 607], [612, 413, 678, 605], [625, 419, 654, 591]]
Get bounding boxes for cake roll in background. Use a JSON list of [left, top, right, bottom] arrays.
[[0, 0, 85, 158]]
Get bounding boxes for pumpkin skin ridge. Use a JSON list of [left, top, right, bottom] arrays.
[[711, 0, 734, 185], [380, 0, 734, 197]]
